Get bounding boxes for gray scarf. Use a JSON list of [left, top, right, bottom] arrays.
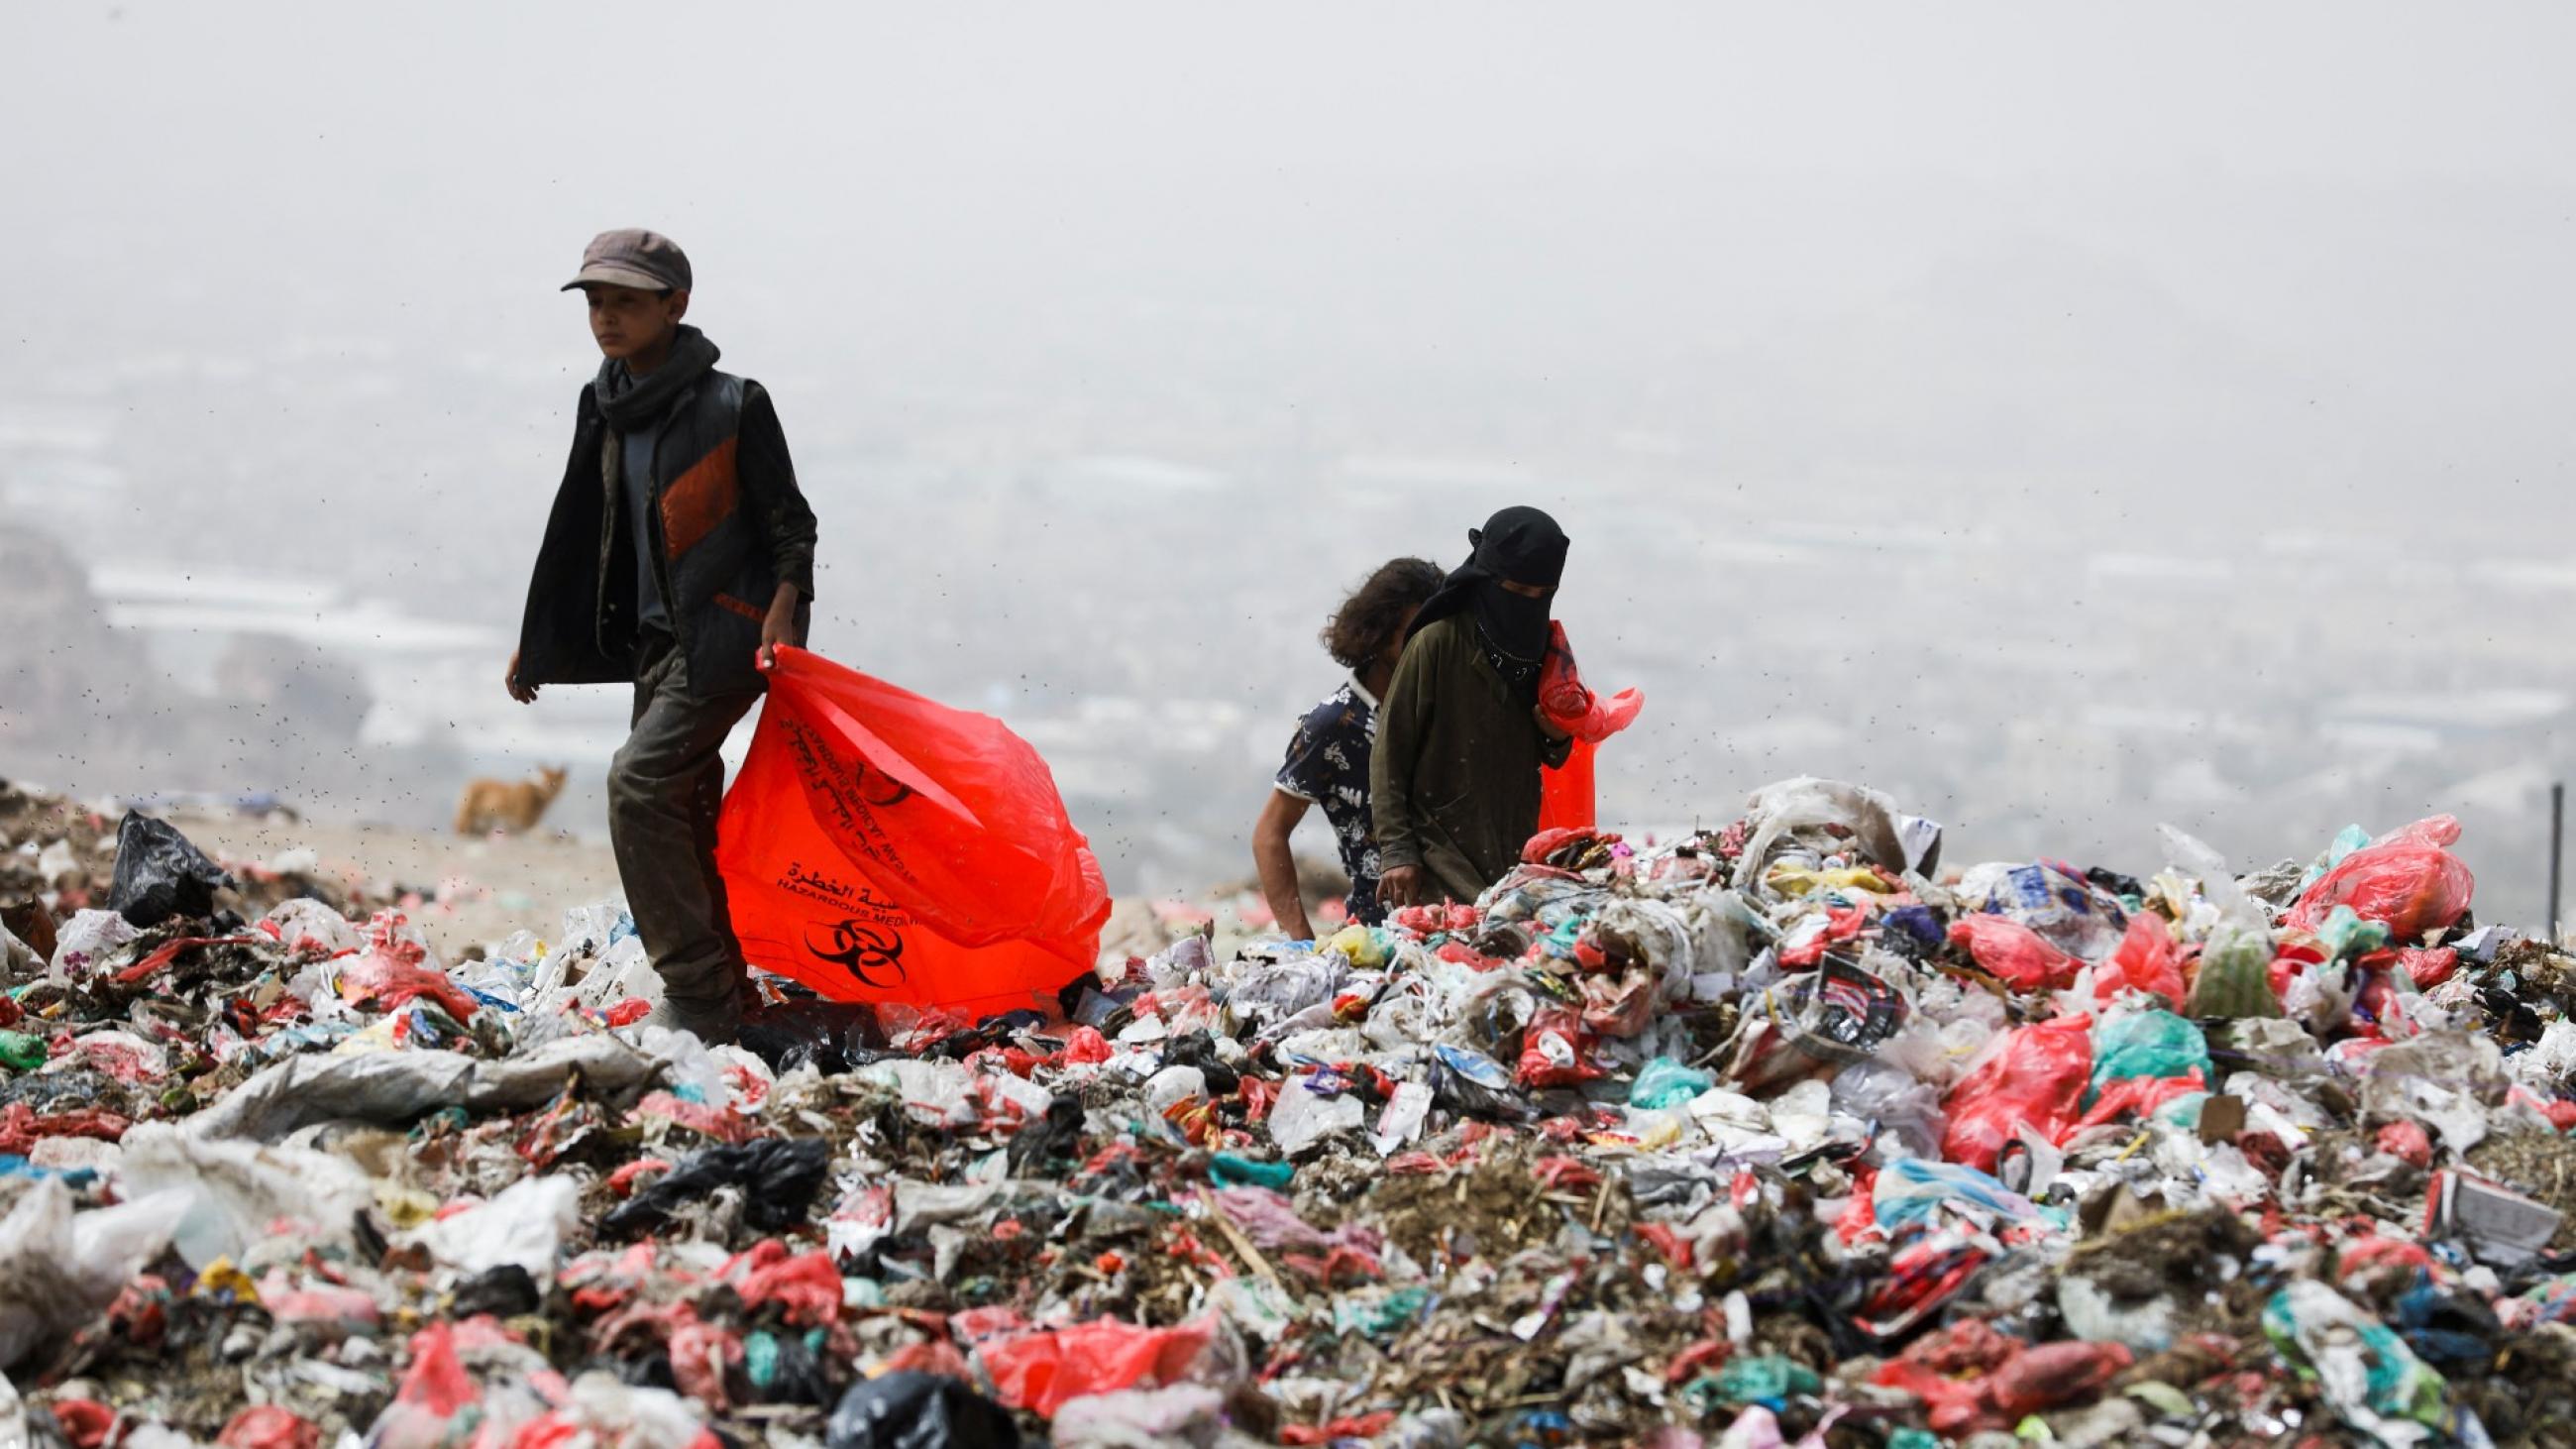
[[594, 325, 720, 432]]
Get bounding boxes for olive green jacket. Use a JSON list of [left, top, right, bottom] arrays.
[[1369, 614, 1572, 903]]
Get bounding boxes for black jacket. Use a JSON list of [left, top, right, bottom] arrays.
[[515, 369, 817, 698]]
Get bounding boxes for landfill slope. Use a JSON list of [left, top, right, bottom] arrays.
[[6, 775, 2576, 1448]]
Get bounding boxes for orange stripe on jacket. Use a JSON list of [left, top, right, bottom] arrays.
[[660, 436, 739, 559]]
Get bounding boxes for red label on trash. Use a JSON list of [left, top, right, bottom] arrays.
[[716, 647, 1113, 1014]]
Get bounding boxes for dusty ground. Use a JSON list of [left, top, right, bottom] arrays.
[[180, 812, 622, 959]]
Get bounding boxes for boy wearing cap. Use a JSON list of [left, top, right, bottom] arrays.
[[506, 228, 820, 1044]]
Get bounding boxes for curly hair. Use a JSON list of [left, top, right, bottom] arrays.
[[1322, 557, 1448, 670]]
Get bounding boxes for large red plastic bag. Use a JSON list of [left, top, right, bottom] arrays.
[[977, 1316, 1215, 1417], [1947, 915, 2077, 992], [1539, 737, 1601, 834], [2286, 816, 2474, 942], [716, 647, 1111, 1015], [1941, 1016, 2093, 1171], [1536, 623, 1641, 835]]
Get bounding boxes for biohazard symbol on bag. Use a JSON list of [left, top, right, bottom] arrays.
[[718, 647, 1112, 1014]]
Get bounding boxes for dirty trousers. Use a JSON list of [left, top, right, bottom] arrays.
[[608, 637, 758, 1014]]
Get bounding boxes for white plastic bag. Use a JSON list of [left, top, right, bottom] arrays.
[[1267, 1073, 1364, 1155], [116, 1123, 376, 1270], [0, 1178, 192, 1370], [404, 1174, 582, 1279]]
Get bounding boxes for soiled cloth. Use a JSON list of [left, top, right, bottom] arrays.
[[1371, 613, 1572, 904]]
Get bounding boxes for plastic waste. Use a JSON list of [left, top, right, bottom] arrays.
[[976, 1317, 1218, 1418], [2287, 816, 2476, 943], [403, 1173, 581, 1278], [1830, 1059, 1947, 1163], [824, 1371, 1020, 1448], [2189, 919, 2280, 1019], [1948, 914, 2077, 992], [604, 1138, 830, 1237], [1051, 1384, 1228, 1449], [0, 1179, 189, 1370], [2094, 911, 2185, 1006], [2088, 1009, 2208, 1099], [217, 1406, 323, 1449], [1941, 1016, 2092, 1171], [715, 646, 1113, 1014], [1733, 776, 1930, 888], [106, 812, 236, 927], [1631, 1057, 1716, 1110], [50, 909, 141, 976], [114, 1124, 375, 1270], [1536, 622, 1645, 834], [186, 1034, 661, 1142], [1268, 1073, 1367, 1154], [2261, 1281, 2448, 1443]]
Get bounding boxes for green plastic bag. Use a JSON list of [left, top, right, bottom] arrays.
[[1714, 1354, 1821, 1405], [2090, 1009, 2209, 1102], [2316, 905, 2391, 962], [1630, 1056, 1715, 1110], [2186, 921, 2280, 1019], [0, 1030, 45, 1071]]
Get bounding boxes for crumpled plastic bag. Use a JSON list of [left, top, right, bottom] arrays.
[[977, 1317, 1220, 1419], [50, 909, 141, 977], [1831, 1059, 1947, 1163], [1268, 1073, 1367, 1154], [188, 1034, 661, 1142], [2088, 1009, 2209, 1102], [107, 812, 236, 927], [2358, 1029, 2510, 1153], [2093, 911, 2186, 1007], [1947, 914, 2077, 992], [1537, 622, 1644, 743], [605, 1138, 831, 1238], [116, 1123, 376, 1270], [403, 1173, 582, 1278], [1732, 777, 1930, 889], [825, 1370, 1020, 1448], [1941, 1016, 2093, 1171], [0, 1178, 191, 1370], [2287, 816, 2476, 944]]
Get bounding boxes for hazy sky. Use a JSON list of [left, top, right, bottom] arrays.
[[10, 3, 2575, 326]]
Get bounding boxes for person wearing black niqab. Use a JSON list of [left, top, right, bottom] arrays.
[[1371, 506, 1576, 906]]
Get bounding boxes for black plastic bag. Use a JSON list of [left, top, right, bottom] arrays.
[[452, 1264, 541, 1318], [738, 999, 887, 1075], [602, 1138, 829, 1237], [824, 1371, 1020, 1449], [108, 813, 236, 927]]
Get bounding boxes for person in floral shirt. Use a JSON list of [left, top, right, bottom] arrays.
[[1251, 557, 1446, 938]]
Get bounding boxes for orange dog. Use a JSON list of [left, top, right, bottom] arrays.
[[454, 766, 569, 836]]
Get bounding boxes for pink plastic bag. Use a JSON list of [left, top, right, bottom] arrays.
[[1537, 622, 1644, 743], [1941, 1016, 2093, 1170], [2093, 913, 2185, 1007], [1948, 915, 2077, 993], [2287, 816, 2475, 942], [978, 1316, 1216, 1417]]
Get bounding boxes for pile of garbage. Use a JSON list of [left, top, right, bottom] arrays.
[[7, 775, 2576, 1447]]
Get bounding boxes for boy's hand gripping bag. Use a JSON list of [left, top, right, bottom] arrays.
[[716, 647, 1112, 1014]]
